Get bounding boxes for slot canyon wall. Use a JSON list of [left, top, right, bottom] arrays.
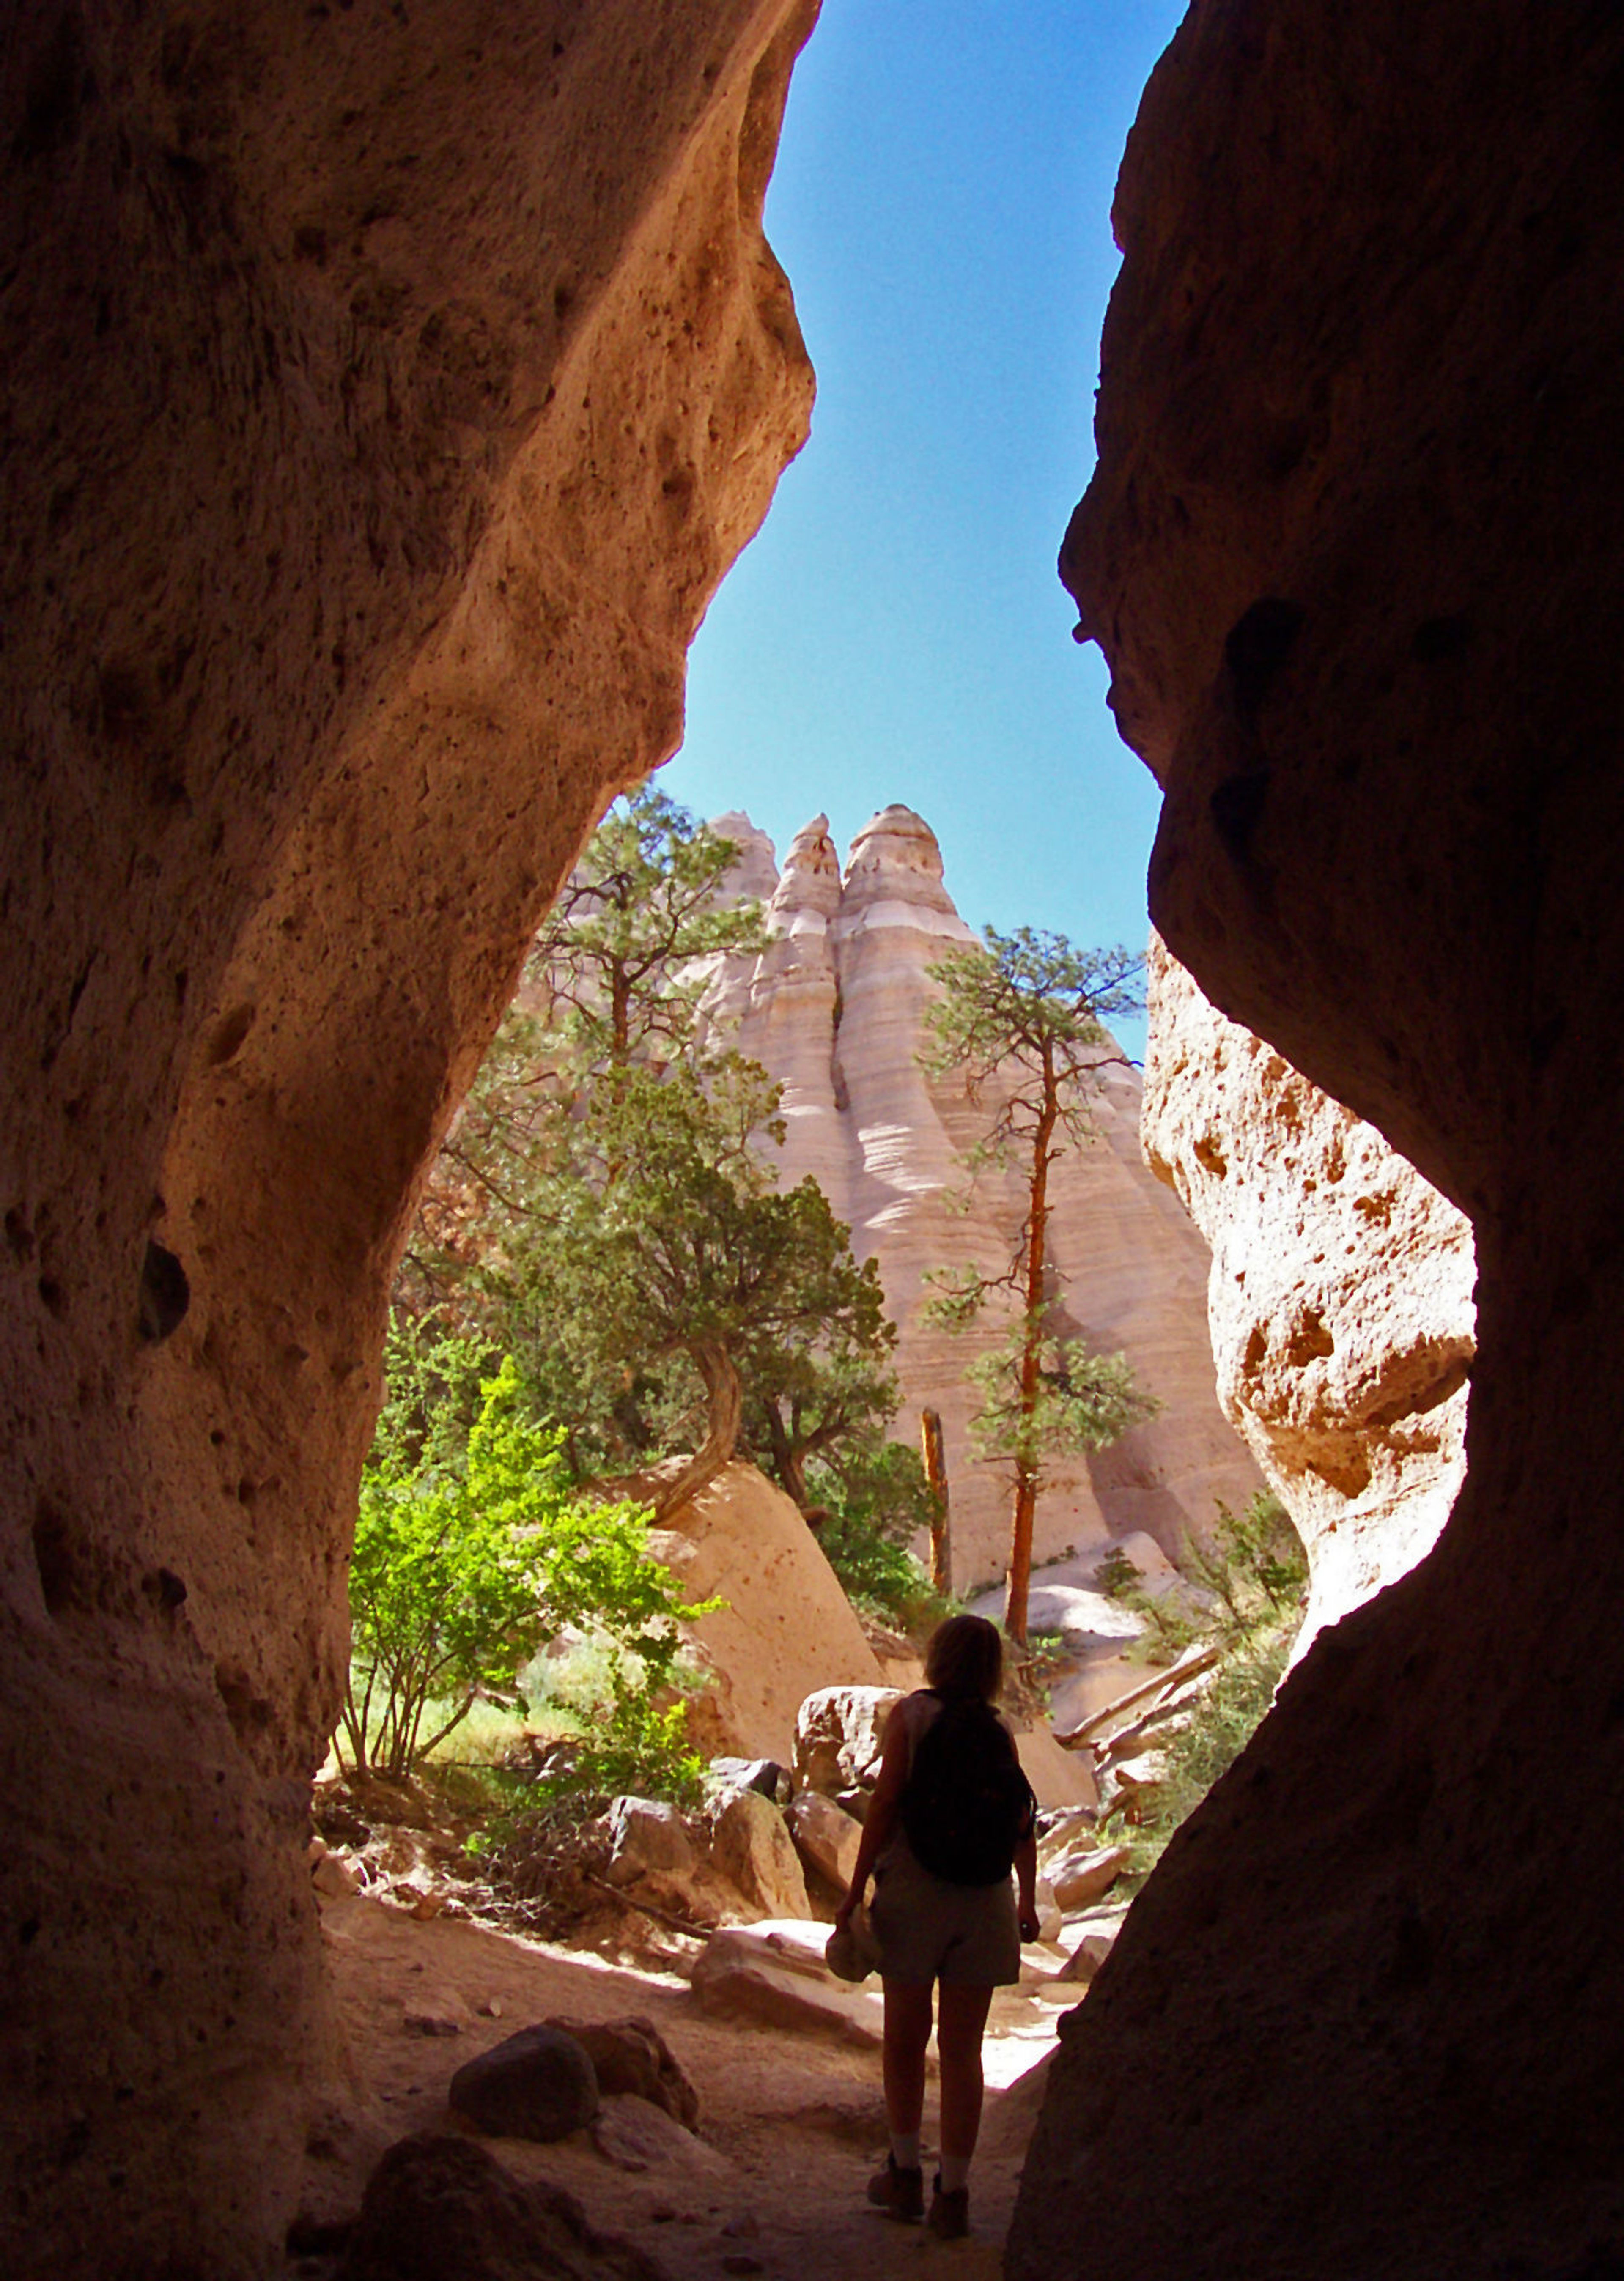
[[703, 806, 1263, 1591], [0, 2, 818, 2272], [1011, 6, 1624, 2278], [1141, 933, 1476, 1653]]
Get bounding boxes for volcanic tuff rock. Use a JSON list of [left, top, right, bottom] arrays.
[[0, 3, 817, 2271], [1141, 935, 1476, 1651], [1012, 8, 1624, 2280], [703, 806, 1263, 1589]]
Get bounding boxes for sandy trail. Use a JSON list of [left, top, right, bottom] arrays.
[[302, 1896, 1063, 2278]]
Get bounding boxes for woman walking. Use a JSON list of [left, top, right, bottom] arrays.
[[832, 1613, 1040, 2240]]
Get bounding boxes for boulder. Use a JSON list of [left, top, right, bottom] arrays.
[[1009, 1720, 1100, 1814], [588, 2095, 732, 2178], [708, 1790, 810, 1921], [604, 1799, 697, 1890], [1032, 1877, 1064, 1945], [541, 2016, 699, 2128], [786, 1792, 863, 1891], [793, 1686, 903, 1797], [447, 2027, 599, 2144], [338, 2133, 664, 2281], [690, 1923, 884, 2048], [1037, 1805, 1100, 1867], [1048, 1846, 1130, 1914], [646, 1464, 884, 1763], [1052, 1917, 1126, 1988], [705, 1757, 793, 1809]]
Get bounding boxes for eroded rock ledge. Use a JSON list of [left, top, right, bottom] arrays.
[[0, 4, 816, 2272], [1141, 933, 1476, 1652]]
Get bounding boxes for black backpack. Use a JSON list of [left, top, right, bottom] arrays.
[[900, 1692, 1037, 1888]]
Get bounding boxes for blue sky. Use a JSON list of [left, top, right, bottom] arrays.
[[662, 0, 1188, 1060]]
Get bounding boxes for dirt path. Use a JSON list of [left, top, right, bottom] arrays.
[[299, 1897, 1062, 2278]]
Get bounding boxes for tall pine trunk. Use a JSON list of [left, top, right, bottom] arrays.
[[1005, 1051, 1058, 1648]]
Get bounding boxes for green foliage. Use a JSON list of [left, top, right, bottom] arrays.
[[960, 1318, 1159, 1483], [1185, 1488, 1309, 1623], [341, 1317, 713, 1779], [920, 927, 1143, 1162], [803, 1440, 940, 1618], [1116, 1492, 1309, 1878], [399, 789, 905, 1517], [532, 782, 769, 1066]]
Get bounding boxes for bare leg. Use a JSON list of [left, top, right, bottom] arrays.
[[935, 1981, 995, 2163], [881, 1978, 935, 2140]]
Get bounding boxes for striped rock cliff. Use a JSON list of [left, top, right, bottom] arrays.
[[705, 805, 1263, 1592]]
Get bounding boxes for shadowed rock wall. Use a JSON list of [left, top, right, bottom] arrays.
[[1013, 6, 1624, 2277], [0, 3, 815, 2271]]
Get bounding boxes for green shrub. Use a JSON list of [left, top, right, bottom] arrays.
[[1112, 1491, 1308, 1880], [805, 1440, 938, 1620], [341, 1316, 714, 1780]]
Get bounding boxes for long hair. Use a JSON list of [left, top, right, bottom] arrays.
[[924, 1612, 1004, 1704]]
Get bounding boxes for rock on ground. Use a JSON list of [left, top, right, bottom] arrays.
[[793, 1686, 902, 1798], [709, 1790, 810, 1922], [448, 2026, 600, 2144], [338, 2133, 669, 2281], [543, 2015, 700, 2128], [787, 1793, 863, 1891], [690, 1922, 885, 2048]]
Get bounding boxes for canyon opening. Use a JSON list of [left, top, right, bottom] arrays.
[[5, 4, 1624, 2280]]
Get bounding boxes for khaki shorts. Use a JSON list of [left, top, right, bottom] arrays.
[[868, 1834, 1021, 1987]]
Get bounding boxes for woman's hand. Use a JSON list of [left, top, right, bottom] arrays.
[[1017, 1900, 1041, 1944]]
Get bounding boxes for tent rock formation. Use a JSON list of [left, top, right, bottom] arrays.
[[703, 804, 1263, 1588]]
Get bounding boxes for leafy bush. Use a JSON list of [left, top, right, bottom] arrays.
[[1109, 1492, 1308, 1880], [340, 1316, 713, 1779], [804, 1440, 938, 1620]]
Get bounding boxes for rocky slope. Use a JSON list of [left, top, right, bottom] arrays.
[[1141, 935, 1476, 1651], [702, 805, 1262, 1591]]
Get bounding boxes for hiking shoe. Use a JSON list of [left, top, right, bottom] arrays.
[[927, 2179, 971, 2240], [867, 2155, 924, 2221]]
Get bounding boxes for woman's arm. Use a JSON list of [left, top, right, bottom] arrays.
[[1014, 1824, 1040, 1944], [832, 1702, 914, 1929]]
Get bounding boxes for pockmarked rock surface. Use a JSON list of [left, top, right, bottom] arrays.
[[0, 4, 818, 2271], [647, 1463, 883, 1766], [704, 809, 1264, 1588], [1141, 935, 1477, 1650], [1012, 10, 1624, 2280]]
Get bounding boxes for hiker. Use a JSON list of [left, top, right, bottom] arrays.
[[832, 1612, 1040, 2240]]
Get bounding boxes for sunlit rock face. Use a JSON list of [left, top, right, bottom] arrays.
[[706, 807, 1263, 1588], [0, 2, 817, 2271], [1141, 935, 1476, 1653], [1013, 7, 1624, 2278]]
